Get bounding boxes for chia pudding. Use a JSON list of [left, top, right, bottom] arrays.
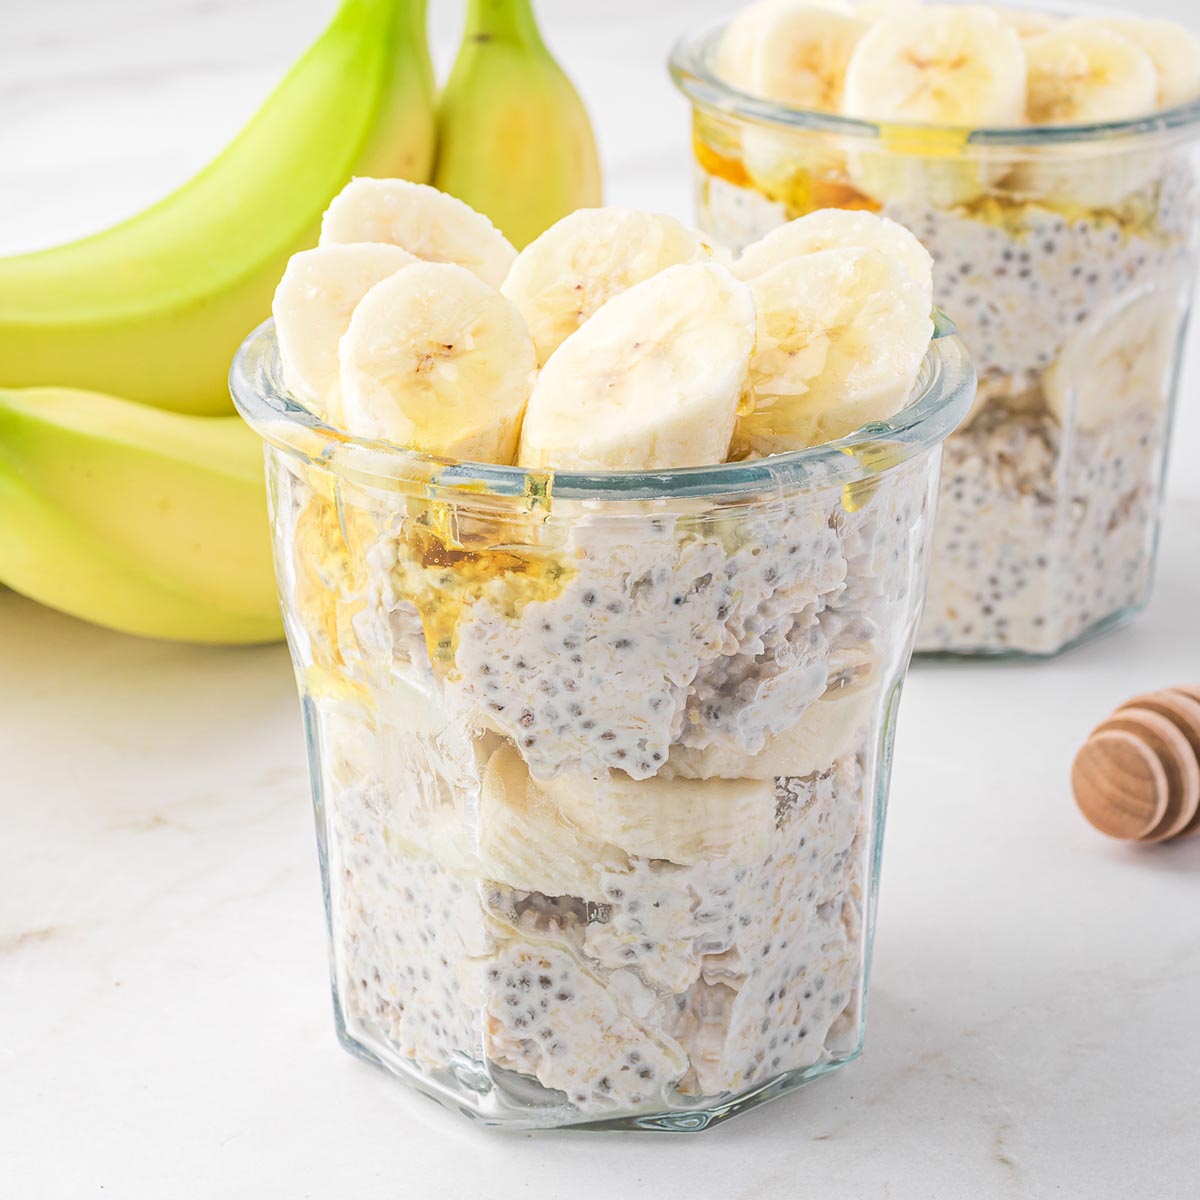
[[672, 1, 1200, 654], [234, 187, 973, 1129], [276, 450, 937, 1125]]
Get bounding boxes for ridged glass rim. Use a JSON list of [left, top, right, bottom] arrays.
[[669, 5, 1200, 148], [229, 315, 974, 503]]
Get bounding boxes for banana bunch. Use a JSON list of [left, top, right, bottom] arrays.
[[0, 0, 436, 414], [433, 0, 602, 249], [0, 0, 601, 644], [0, 388, 283, 644]]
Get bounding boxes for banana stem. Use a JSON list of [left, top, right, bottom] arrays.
[[463, 0, 543, 47]]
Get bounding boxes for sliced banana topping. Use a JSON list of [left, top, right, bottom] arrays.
[[272, 242, 418, 418], [1081, 17, 1200, 111], [501, 208, 714, 367], [717, 0, 856, 95], [1044, 289, 1183, 432], [719, 3, 1200, 128], [732, 209, 933, 313], [1024, 24, 1157, 125], [750, 3, 864, 112], [843, 5, 1027, 127], [320, 177, 517, 289], [517, 262, 756, 472], [736, 246, 933, 455], [338, 261, 535, 463]]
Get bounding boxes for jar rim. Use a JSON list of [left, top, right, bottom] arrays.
[[669, 8, 1200, 149], [229, 314, 975, 503]]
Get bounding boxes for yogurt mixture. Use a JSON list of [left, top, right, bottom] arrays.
[[681, 0, 1200, 653], [281, 455, 934, 1121]]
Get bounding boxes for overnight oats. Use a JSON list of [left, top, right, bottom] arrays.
[[671, 0, 1200, 655], [231, 180, 974, 1130]]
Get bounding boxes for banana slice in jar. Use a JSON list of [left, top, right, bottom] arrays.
[[320, 177, 517, 288], [272, 242, 419, 419], [516, 262, 756, 472], [1043, 288, 1184, 433], [541, 770, 776, 867], [501, 208, 716, 367], [1013, 24, 1159, 208], [715, 0, 862, 187], [1082, 16, 1200, 110], [733, 209, 934, 314], [843, 5, 1027, 127], [338, 261, 536, 463], [664, 680, 877, 783], [1024, 25, 1157, 125], [735, 246, 933, 456], [751, 2, 864, 112], [428, 742, 627, 897], [715, 0, 857, 97], [842, 5, 1026, 206]]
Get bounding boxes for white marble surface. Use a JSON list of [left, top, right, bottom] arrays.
[[2, 1, 1200, 1197]]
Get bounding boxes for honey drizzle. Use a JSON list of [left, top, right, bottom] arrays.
[[693, 131, 1176, 241]]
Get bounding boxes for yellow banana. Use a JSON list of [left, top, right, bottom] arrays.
[[0, 0, 435, 416], [433, 0, 602, 249], [0, 388, 282, 644]]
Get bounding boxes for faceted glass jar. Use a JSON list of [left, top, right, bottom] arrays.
[[671, 10, 1200, 656], [230, 320, 974, 1131]]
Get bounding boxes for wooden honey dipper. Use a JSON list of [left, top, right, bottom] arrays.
[[1071, 685, 1200, 843]]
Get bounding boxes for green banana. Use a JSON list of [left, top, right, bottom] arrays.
[[0, 388, 283, 644], [0, 0, 435, 416], [433, 0, 602, 249]]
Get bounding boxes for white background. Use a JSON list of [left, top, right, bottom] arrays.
[[2, 3, 1199, 1198]]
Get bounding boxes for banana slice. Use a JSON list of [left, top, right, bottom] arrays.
[[320, 177, 516, 289], [752, 3, 864, 112], [1013, 25, 1159, 206], [715, 0, 862, 185], [500, 208, 714, 367], [338, 261, 535, 463], [272, 242, 418, 419], [1024, 25, 1157, 125], [664, 682, 876, 781], [843, 6, 1027, 126], [1044, 289, 1182, 432], [517, 262, 755, 472], [733, 209, 933, 313], [429, 742, 626, 896], [716, 0, 856, 95], [541, 770, 775, 866], [1082, 17, 1200, 110], [841, 6, 1025, 204], [735, 247, 932, 455]]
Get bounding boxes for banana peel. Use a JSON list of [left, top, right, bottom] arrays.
[[0, 388, 283, 644]]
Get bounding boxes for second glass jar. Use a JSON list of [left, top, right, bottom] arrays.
[[672, 15, 1200, 656]]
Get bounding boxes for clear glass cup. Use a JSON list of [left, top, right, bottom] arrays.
[[230, 317, 973, 1131], [671, 8, 1200, 656]]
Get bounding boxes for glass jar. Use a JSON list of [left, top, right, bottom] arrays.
[[671, 10, 1200, 656], [230, 318, 973, 1130]]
